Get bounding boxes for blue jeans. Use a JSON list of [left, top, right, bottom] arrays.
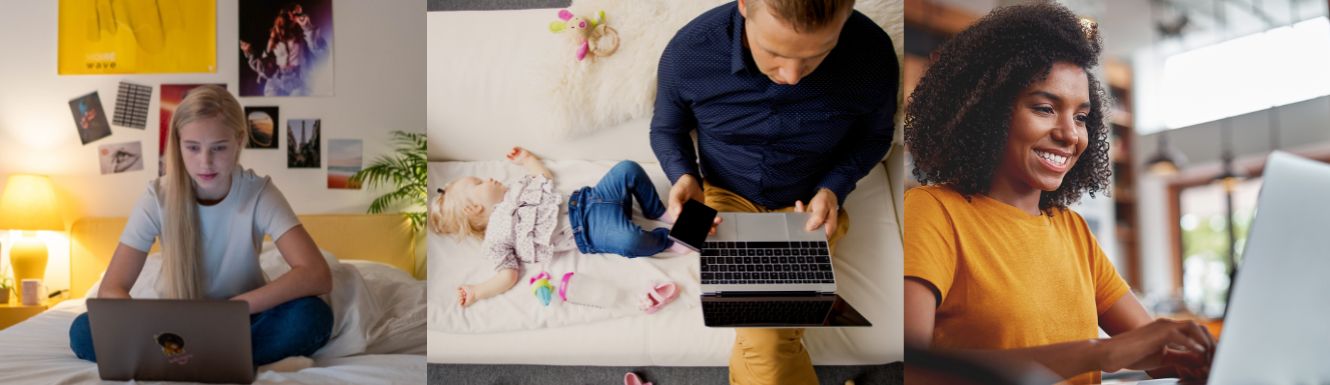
[[69, 296, 334, 366], [569, 160, 674, 257]]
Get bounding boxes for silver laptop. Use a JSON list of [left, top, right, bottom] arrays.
[[670, 201, 870, 327], [1201, 152, 1330, 384], [87, 298, 254, 384], [1126, 152, 1330, 384]]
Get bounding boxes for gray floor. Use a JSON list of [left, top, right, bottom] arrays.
[[427, 0, 569, 12], [428, 363, 902, 385]]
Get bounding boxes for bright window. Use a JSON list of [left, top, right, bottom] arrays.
[[1162, 17, 1330, 129], [1178, 178, 1262, 318]]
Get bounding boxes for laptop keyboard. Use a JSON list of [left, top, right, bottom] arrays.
[[702, 299, 833, 326], [700, 241, 834, 285]]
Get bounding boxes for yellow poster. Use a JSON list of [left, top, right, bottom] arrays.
[[58, 0, 216, 75]]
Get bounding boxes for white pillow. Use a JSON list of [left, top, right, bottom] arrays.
[[84, 253, 166, 300]]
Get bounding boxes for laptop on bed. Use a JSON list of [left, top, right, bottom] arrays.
[[670, 200, 871, 327], [87, 298, 254, 384]]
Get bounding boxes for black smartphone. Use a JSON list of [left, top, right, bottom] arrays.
[[668, 199, 718, 251]]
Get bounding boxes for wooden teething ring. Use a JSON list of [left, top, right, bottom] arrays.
[[590, 24, 620, 58]]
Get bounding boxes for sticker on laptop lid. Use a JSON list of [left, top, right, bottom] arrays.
[[155, 332, 193, 365]]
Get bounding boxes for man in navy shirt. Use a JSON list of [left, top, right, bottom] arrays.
[[650, 0, 897, 383]]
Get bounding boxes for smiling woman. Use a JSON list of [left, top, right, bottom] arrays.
[[989, 62, 1092, 215], [904, 3, 1110, 213], [903, 2, 1213, 384]]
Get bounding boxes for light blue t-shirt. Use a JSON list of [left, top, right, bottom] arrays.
[[121, 167, 301, 299]]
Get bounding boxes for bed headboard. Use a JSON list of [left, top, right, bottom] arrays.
[[69, 214, 420, 298]]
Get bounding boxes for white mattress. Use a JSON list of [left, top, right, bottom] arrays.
[[0, 259, 427, 384], [427, 160, 903, 366]]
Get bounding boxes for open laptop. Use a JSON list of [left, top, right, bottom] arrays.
[[670, 200, 871, 327], [1203, 151, 1330, 384], [1114, 152, 1330, 385], [87, 298, 254, 384]]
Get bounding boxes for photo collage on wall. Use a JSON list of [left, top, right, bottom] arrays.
[[54, 1, 354, 182], [238, 0, 335, 97], [327, 139, 362, 189], [160, 84, 227, 176], [244, 106, 280, 149], [287, 119, 321, 168], [113, 82, 152, 129], [98, 141, 144, 175], [65, 82, 159, 176], [68, 91, 112, 145], [57, 0, 218, 75]]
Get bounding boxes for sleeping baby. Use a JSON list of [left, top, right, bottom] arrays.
[[430, 147, 690, 313]]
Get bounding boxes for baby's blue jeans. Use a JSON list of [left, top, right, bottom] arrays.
[[569, 160, 674, 257]]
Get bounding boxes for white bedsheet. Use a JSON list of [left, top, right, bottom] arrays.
[[432, 234, 694, 333], [0, 258, 426, 384], [427, 160, 903, 366]]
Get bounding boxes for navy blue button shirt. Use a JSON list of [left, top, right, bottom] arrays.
[[650, 2, 898, 209]]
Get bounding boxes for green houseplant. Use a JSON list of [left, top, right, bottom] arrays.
[[1, 262, 14, 305], [350, 131, 428, 232]]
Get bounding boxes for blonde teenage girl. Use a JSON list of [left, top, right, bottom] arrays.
[[68, 85, 334, 368]]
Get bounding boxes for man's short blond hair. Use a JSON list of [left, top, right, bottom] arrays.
[[751, 0, 855, 32]]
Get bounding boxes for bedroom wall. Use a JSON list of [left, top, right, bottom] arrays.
[[0, 0, 425, 293]]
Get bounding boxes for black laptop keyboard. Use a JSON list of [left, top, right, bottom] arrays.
[[700, 241, 834, 284], [702, 299, 834, 326]]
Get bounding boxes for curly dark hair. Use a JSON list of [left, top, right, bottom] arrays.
[[905, 1, 1112, 213]]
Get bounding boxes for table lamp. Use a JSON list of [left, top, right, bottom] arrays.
[[0, 175, 62, 304]]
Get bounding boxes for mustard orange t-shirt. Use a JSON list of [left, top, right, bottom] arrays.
[[904, 185, 1130, 384]]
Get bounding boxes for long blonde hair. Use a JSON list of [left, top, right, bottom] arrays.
[[160, 85, 248, 299]]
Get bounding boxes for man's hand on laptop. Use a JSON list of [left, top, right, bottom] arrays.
[[795, 188, 839, 237], [666, 174, 719, 234]]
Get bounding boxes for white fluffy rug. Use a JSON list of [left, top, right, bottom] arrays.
[[541, 0, 904, 138]]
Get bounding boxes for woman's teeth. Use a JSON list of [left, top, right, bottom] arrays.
[[1036, 150, 1068, 165]]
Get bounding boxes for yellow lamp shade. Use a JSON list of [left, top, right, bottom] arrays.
[[0, 175, 62, 231]]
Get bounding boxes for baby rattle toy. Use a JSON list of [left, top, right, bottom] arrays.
[[549, 9, 620, 61], [530, 272, 556, 306]]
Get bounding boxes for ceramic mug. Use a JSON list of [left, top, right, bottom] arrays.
[[21, 279, 44, 306]]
